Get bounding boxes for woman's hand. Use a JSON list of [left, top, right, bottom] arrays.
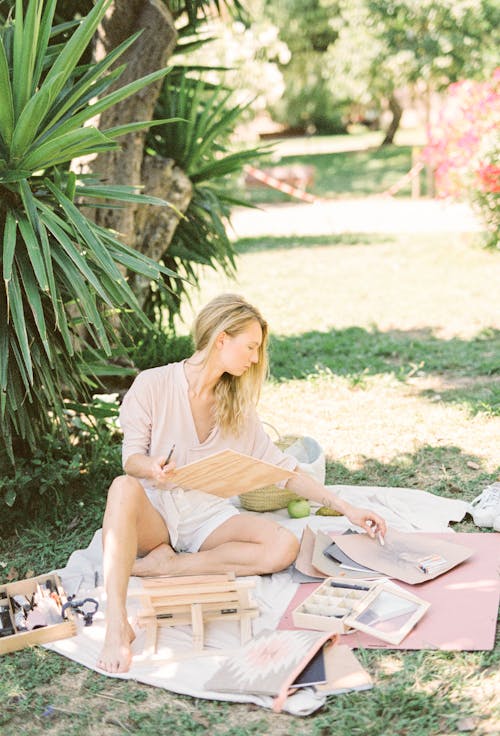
[[286, 472, 387, 539], [150, 455, 176, 489], [345, 506, 387, 540]]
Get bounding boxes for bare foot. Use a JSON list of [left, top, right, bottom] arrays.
[[132, 542, 178, 577], [97, 617, 136, 674]]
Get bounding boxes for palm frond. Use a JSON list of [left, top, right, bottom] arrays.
[[0, 0, 178, 459], [142, 68, 264, 324]]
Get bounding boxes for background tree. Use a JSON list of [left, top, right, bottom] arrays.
[[82, 0, 250, 314], [359, 0, 500, 143], [262, 0, 349, 134], [258, 0, 499, 143]]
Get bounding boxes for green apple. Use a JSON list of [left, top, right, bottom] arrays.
[[287, 498, 311, 518]]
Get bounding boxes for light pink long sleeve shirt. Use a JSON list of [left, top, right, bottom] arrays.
[[119, 360, 297, 495]]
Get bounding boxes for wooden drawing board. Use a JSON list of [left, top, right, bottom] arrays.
[[167, 449, 298, 497]]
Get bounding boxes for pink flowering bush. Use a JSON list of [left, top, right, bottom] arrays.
[[472, 135, 500, 249], [424, 69, 500, 249]]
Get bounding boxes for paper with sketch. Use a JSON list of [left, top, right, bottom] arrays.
[[167, 449, 297, 498], [334, 529, 473, 584]]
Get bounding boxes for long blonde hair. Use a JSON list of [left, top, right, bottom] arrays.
[[191, 293, 269, 435]]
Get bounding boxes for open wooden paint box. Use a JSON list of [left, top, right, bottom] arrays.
[[292, 577, 430, 645]]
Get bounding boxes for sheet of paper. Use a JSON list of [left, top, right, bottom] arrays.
[[323, 542, 377, 573], [312, 530, 385, 580], [295, 526, 329, 579], [333, 528, 473, 584], [315, 643, 373, 695]]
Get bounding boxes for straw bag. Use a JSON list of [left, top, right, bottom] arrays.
[[240, 430, 326, 512]]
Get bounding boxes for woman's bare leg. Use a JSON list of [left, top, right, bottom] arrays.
[[132, 514, 299, 577], [97, 475, 169, 674]]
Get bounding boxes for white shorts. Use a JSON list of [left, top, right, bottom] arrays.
[[146, 487, 239, 553]]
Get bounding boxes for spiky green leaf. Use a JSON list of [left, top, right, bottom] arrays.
[[41, 0, 111, 103], [52, 67, 172, 140], [2, 210, 17, 285], [21, 126, 116, 171], [7, 265, 33, 383], [32, 0, 58, 90], [104, 117, 185, 140], [15, 248, 51, 361], [10, 72, 64, 156], [0, 40, 15, 146], [17, 214, 49, 293]]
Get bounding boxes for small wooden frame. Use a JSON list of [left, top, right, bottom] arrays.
[[343, 584, 430, 645], [0, 573, 76, 655], [135, 573, 260, 655]]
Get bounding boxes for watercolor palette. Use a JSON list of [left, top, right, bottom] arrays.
[[292, 579, 376, 634]]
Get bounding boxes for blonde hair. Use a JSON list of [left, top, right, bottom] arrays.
[[191, 293, 269, 435]]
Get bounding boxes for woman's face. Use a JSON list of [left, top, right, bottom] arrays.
[[219, 320, 263, 376]]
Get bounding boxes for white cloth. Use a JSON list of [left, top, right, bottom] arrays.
[[48, 485, 468, 715]]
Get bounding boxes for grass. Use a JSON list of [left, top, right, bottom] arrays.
[[244, 136, 427, 204], [1, 138, 499, 735]]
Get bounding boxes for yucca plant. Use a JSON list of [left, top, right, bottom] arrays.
[[0, 0, 176, 463], [169, 0, 248, 28], [144, 68, 264, 324]]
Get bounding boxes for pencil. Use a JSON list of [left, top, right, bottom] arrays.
[[329, 581, 371, 592], [164, 444, 175, 466]]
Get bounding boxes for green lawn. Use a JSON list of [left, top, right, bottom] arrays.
[[1, 169, 499, 733], [243, 131, 428, 204]]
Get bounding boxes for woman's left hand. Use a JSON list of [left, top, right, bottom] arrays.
[[346, 507, 387, 539]]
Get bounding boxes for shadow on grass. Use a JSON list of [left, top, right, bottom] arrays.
[[420, 378, 500, 418], [323, 443, 494, 509], [235, 232, 393, 254], [269, 326, 500, 414]]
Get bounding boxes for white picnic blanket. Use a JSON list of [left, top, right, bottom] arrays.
[[47, 486, 469, 716]]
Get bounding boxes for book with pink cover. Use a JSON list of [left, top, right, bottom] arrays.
[[167, 449, 297, 497]]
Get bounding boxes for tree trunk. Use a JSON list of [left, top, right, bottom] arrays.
[[381, 93, 403, 146], [80, 0, 193, 306], [131, 155, 192, 300]]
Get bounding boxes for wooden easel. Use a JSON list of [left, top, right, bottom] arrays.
[[135, 573, 259, 656]]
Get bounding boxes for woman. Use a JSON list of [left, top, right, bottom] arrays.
[[98, 293, 386, 673]]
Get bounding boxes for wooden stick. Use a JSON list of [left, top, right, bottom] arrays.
[[141, 573, 235, 587], [191, 603, 204, 650]]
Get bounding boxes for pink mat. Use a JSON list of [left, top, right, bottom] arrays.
[[279, 533, 500, 650]]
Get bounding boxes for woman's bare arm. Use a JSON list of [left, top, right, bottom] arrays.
[[285, 470, 386, 538], [123, 453, 176, 488]]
